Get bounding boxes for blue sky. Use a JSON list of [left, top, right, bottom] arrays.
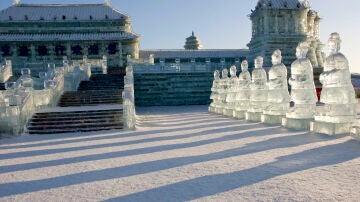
[[0, 0, 359, 73]]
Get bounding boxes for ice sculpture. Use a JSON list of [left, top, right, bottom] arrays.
[[282, 42, 318, 130], [262, 50, 290, 124], [246, 56, 268, 121], [216, 68, 229, 114], [123, 65, 136, 130], [234, 60, 251, 119], [311, 33, 357, 135], [209, 70, 221, 113], [224, 66, 238, 116]]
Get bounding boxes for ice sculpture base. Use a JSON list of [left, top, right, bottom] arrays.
[[223, 108, 235, 117], [233, 110, 246, 119], [351, 126, 360, 141], [310, 121, 353, 135], [246, 111, 262, 122], [214, 107, 224, 114], [282, 117, 313, 131], [208, 106, 215, 113], [261, 114, 284, 125]]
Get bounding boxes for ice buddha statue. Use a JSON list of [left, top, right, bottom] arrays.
[[209, 70, 221, 113], [311, 33, 357, 135], [216, 68, 229, 114], [246, 56, 268, 121], [282, 42, 318, 130], [233, 60, 251, 119], [262, 50, 290, 124], [224, 66, 238, 116]]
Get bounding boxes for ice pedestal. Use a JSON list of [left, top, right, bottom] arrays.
[[234, 110, 246, 119], [246, 111, 262, 122], [310, 121, 353, 135], [261, 114, 285, 125], [282, 117, 313, 130], [351, 124, 360, 140]]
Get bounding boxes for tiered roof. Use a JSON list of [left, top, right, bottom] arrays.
[[256, 0, 310, 9], [0, 3, 129, 22], [0, 32, 138, 42]]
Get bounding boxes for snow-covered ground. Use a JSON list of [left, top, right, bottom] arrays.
[[1, 105, 360, 201]]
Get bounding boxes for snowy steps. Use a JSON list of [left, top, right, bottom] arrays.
[[26, 73, 126, 134], [58, 90, 123, 107], [27, 108, 123, 134], [77, 74, 125, 91], [134, 72, 213, 106]]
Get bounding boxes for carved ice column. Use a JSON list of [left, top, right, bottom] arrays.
[[315, 43, 324, 68], [48, 44, 54, 62], [30, 44, 36, 62], [66, 43, 71, 58], [264, 11, 269, 34], [307, 11, 317, 37]]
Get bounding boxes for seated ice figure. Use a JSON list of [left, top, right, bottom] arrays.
[[217, 68, 229, 114], [264, 49, 290, 116], [315, 33, 357, 123], [224, 66, 238, 116], [209, 70, 221, 112], [248, 56, 268, 113], [234, 60, 251, 115], [287, 42, 317, 119]]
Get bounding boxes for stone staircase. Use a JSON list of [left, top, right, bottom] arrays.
[[134, 72, 213, 106], [78, 74, 124, 91], [27, 107, 123, 134], [58, 90, 123, 107], [26, 73, 125, 134]]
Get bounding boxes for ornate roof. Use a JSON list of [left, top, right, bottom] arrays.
[[0, 32, 138, 42], [140, 49, 249, 59], [256, 0, 310, 9], [184, 32, 202, 50], [0, 3, 129, 22]]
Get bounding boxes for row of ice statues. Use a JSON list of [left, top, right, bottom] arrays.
[[209, 33, 357, 135]]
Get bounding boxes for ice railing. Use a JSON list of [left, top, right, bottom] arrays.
[[0, 58, 92, 135], [122, 64, 136, 130], [72, 55, 107, 74], [0, 59, 13, 83]]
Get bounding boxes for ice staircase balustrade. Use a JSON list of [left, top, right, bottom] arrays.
[[0, 58, 92, 136], [123, 64, 136, 130], [0, 60, 13, 85]]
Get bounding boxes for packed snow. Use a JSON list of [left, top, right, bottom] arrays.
[[1, 105, 360, 201]]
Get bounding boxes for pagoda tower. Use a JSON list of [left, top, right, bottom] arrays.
[[184, 31, 203, 50], [247, 0, 323, 75]]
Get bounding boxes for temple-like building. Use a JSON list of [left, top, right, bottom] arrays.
[[184, 31, 203, 50], [247, 0, 323, 71], [0, 0, 140, 74]]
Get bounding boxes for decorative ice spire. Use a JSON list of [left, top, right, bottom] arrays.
[[104, 0, 111, 6], [13, 0, 20, 5]]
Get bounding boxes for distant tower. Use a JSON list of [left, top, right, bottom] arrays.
[[104, 0, 111, 6], [13, 0, 20, 5], [184, 31, 203, 50], [247, 0, 323, 73]]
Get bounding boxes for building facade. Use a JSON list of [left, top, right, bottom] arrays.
[[0, 1, 140, 75], [247, 0, 323, 70]]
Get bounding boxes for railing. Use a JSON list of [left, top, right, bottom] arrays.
[[133, 63, 217, 74], [123, 64, 136, 130], [0, 59, 92, 136], [0, 60, 13, 83]]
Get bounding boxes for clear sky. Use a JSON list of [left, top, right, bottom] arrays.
[[0, 0, 359, 73]]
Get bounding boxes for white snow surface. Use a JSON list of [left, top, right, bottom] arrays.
[[1, 105, 360, 201]]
